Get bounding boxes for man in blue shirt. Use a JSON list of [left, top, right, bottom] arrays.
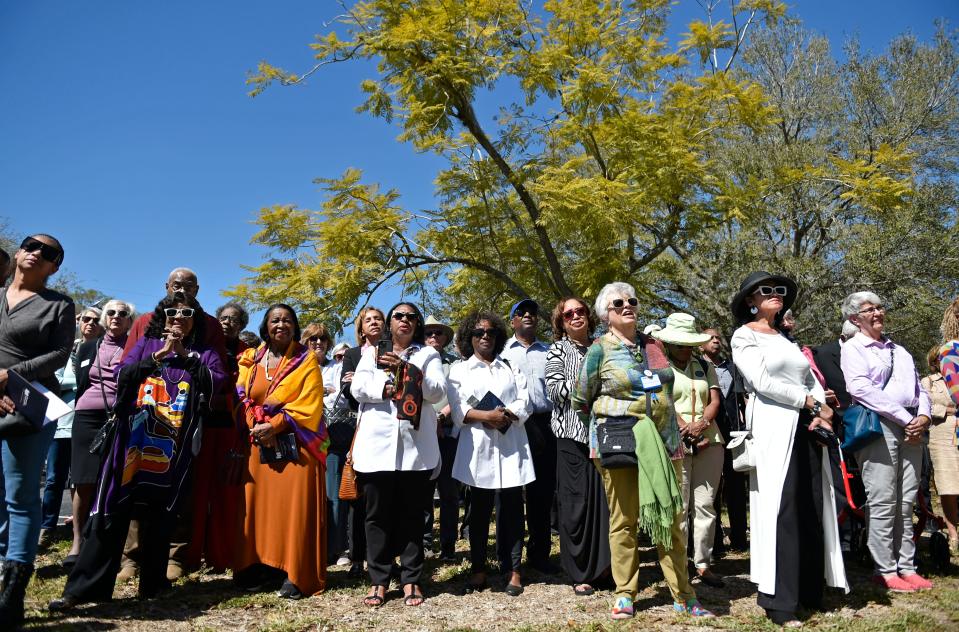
[[500, 299, 558, 574]]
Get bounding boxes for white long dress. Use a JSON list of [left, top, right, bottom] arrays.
[[731, 326, 849, 595]]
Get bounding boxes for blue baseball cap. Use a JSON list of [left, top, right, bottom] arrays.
[[509, 298, 539, 319]]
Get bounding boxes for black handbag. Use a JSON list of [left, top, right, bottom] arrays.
[[597, 416, 639, 468], [258, 431, 299, 464]]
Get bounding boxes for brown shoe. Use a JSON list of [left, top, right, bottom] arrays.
[[117, 564, 139, 583], [166, 561, 184, 582]]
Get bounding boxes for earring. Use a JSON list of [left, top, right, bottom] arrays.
[[749, 306, 758, 315]]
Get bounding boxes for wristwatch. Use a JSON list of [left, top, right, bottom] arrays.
[[809, 400, 822, 417]]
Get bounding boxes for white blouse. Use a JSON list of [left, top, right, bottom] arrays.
[[350, 344, 446, 473], [447, 356, 535, 489]]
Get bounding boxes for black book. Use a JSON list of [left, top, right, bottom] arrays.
[[6, 370, 49, 430], [471, 390, 510, 435]]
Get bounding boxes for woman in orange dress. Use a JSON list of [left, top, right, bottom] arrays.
[[234, 303, 328, 598]]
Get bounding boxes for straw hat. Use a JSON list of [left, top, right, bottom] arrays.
[[651, 313, 711, 347], [423, 315, 454, 341]]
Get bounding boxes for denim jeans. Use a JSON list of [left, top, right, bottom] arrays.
[[0, 419, 57, 564], [41, 437, 72, 531]]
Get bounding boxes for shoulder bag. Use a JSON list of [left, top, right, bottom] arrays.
[[88, 340, 119, 455], [339, 410, 363, 500], [841, 346, 895, 452], [596, 345, 653, 469]]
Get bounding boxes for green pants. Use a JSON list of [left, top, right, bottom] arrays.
[[594, 458, 696, 603]]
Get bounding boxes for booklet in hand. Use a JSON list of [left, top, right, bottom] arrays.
[[5, 370, 50, 431], [470, 390, 511, 435]]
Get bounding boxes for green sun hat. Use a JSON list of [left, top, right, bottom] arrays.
[[651, 313, 711, 347]]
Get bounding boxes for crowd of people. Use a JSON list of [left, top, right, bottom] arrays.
[[0, 233, 957, 629]]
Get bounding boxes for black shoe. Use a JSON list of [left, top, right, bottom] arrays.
[[695, 570, 726, 588], [504, 582, 524, 597], [347, 562, 364, 578], [277, 578, 305, 600], [0, 561, 34, 628], [48, 593, 83, 612], [439, 550, 457, 563], [38, 529, 56, 550], [61, 554, 79, 570]]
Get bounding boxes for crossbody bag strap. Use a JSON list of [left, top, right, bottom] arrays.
[[880, 345, 895, 390], [346, 409, 363, 464], [94, 338, 115, 419], [636, 342, 653, 420]]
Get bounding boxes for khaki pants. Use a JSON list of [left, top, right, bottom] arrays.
[[594, 458, 696, 603], [680, 444, 724, 568]]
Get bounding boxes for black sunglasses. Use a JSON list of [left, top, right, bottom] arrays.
[[20, 237, 64, 266], [105, 309, 130, 318], [609, 297, 638, 310], [471, 328, 497, 339], [392, 311, 418, 322]]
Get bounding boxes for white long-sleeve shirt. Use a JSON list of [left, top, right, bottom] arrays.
[[350, 344, 446, 473], [447, 355, 535, 489]]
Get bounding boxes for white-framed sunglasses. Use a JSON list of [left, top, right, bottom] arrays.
[[753, 285, 788, 297]]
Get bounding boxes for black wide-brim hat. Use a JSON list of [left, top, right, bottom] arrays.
[[729, 271, 798, 324]]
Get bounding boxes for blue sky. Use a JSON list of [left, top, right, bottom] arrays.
[[1, 0, 955, 340]]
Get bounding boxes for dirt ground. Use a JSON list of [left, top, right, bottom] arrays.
[[21, 529, 959, 632]]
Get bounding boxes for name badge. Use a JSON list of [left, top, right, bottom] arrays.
[[640, 372, 662, 391]]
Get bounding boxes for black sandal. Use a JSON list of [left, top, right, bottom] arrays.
[[573, 583, 595, 596], [403, 584, 425, 606], [363, 585, 386, 607]]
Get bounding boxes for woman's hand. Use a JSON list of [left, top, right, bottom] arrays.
[[377, 351, 404, 370], [342, 371, 354, 384], [824, 388, 839, 407], [382, 383, 396, 399], [0, 394, 15, 417], [687, 418, 709, 438], [818, 402, 834, 422], [0, 368, 8, 392], [251, 421, 276, 449], [481, 407, 513, 431], [808, 416, 833, 433], [905, 415, 930, 443]]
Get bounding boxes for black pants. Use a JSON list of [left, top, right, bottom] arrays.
[[64, 506, 176, 601], [348, 499, 367, 564], [524, 412, 556, 565], [470, 486, 524, 574], [717, 448, 749, 549], [424, 436, 460, 554], [362, 470, 431, 586], [758, 425, 825, 617]]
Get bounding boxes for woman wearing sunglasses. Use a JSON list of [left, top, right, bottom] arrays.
[[38, 306, 103, 551], [51, 292, 224, 609], [350, 302, 446, 608], [730, 272, 847, 627], [544, 297, 610, 596], [64, 300, 135, 566], [447, 311, 533, 597], [572, 282, 710, 621], [0, 234, 75, 627]]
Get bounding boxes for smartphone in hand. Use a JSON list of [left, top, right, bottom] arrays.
[[376, 338, 393, 367]]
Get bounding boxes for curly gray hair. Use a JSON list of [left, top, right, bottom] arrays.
[[594, 282, 637, 325]]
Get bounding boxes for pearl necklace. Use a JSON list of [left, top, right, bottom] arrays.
[[263, 349, 287, 381]]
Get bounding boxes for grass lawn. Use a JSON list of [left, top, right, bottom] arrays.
[[21, 526, 959, 631]]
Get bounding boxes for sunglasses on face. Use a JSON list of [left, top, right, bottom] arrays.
[[105, 309, 129, 318], [307, 336, 327, 344], [20, 237, 64, 265], [562, 306, 587, 321], [164, 308, 195, 319], [609, 297, 638, 310], [425, 329, 446, 338], [80, 316, 98, 324], [471, 328, 497, 339], [391, 311, 418, 322], [753, 285, 788, 297], [334, 353, 345, 360], [513, 309, 538, 318]]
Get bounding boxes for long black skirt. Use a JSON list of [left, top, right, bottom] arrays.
[[556, 438, 611, 584]]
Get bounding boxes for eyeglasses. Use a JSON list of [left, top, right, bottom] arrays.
[[471, 328, 497, 339], [20, 237, 64, 265], [80, 316, 98, 324], [169, 281, 197, 292], [105, 309, 129, 318], [219, 315, 242, 324], [608, 297, 638, 310], [858, 306, 885, 316], [391, 311, 418, 322], [164, 308, 195, 319], [425, 329, 446, 339], [562, 306, 587, 321], [753, 285, 788, 297]]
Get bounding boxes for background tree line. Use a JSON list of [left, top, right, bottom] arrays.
[[230, 0, 958, 359]]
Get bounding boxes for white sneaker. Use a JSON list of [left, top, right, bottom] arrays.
[[336, 556, 351, 566]]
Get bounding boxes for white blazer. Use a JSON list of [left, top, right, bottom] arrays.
[[351, 344, 446, 473], [731, 326, 848, 595], [447, 356, 536, 489]]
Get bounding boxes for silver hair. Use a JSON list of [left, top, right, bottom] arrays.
[[99, 300, 136, 329], [840, 291, 883, 320], [594, 282, 637, 325], [216, 302, 249, 328], [168, 267, 198, 281], [81, 306, 102, 320], [841, 320, 860, 340]]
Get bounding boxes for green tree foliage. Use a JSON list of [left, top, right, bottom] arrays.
[[232, 1, 956, 357]]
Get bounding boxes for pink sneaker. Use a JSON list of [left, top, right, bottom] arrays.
[[899, 573, 933, 590], [871, 573, 916, 593]]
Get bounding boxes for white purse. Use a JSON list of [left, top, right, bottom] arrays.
[[727, 430, 755, 473]]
